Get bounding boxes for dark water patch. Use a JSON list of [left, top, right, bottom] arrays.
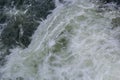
[[0, 0, 55, 67], [0, 0, 55, 47], [1, 13, 39, 48], [0, 0, 6, 8], [16, 77, 24, 80], [111, 17, 120, 29], [94, 0, 120, 12], [99, 0, 120, 5], [0, 12, 7, 24]]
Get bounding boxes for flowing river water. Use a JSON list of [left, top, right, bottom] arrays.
[[0, 0, 120, 80]]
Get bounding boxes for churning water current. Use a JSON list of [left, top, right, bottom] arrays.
[[1, 0, 120, 80]]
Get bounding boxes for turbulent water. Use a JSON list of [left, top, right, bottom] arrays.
[[1, 0, 120, 80]]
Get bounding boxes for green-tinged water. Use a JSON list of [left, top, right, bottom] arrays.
[[1, 0, 120, 80]]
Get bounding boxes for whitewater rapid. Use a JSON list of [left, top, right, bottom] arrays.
[[1, 0, 120, 80]]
